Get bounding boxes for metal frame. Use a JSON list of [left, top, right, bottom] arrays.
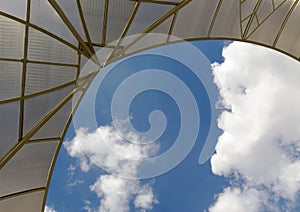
[[19, 0, 31, 141], [0, 1, 299, 211]]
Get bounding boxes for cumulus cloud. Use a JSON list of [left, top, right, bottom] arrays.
[[44, 205, 57, 212], [209, 187, 263, 212], [64, 123, 159, 212], [209, 42, 300, 211], [90, 175, 157, 212]]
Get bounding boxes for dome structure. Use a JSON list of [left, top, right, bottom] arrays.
[[0, 0, 299, 211]]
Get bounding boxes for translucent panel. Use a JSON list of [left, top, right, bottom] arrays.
[[32, 99, 72, 140], [28, 27, 78, 64], [0, 190, 44, 212], [241, 15, 251, 34], [210, 0, 240, 39], [0, 0, 27, 20], [274, 0, 287, 8], [123, 16, 173, 56], [156, 0, 181, 2], [256, 0, 273, 22], [126, 26, 173, 55], [25, 63, 77, 95], [0, 16, 24, 59], [30, 0, 77, 45], [152, 16, 173, 40], [78, 54, 99, 78], [276, 3, 300, 58], [0, 61, 22, 100], [0, 141, 58, 197], [56, 0, 86, 40], [127, 3, 172, 35], [241, 0, 258, 20], [248, 0, 294, 46], [172, 0, 219, 38], [23, 85, 74, 135], [93, 46, 114, 65], [80, 0, 105, 44], [0, 102, 19, 158], [106, 0, 135, 43]]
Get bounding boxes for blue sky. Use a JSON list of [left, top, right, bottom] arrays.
[[46, 40, 227, 211], [46, 40, 300, 212]]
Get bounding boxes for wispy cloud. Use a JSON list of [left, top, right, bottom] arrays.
[[66, 164, 84, 188], [64, 123, 159, 212], [44, 205, 57, 212], [209, 42, 300, 211], [82, 200, 93, 212]]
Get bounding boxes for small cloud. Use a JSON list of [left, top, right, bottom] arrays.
[[209, 187, 263, 212], [82, 200, 93, 212], [67, 164, 76, 172], [134, 184, 159, 212], [64, 122, 159, 211], [44, 205, 57, 212], [67, 179, 84, 188], [66, 163, 84, 189], [90, 175, 157, 212]]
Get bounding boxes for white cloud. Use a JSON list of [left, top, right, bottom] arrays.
[[66, 163, 84, 188], [44, 205, 57, 212], [64, 123, 159, 212], [210, 42, 300, 211], [90, 175, 157, 212], [67, 164, 76, 172], [209, 187, 263, 212], [134, 184, 158, 211], [64, 124, 159, 177], [83, 200, 93, 212]]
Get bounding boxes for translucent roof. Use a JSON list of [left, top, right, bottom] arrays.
[[0, 0, 299, 211]]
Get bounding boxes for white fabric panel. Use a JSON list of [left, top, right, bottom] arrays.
[[30, 0, 77, 45], [0, 190, 44, 212], [25, 63, 77, 95], [80, 0, 105, 44], [0, 16, 24, 59], [0, 141, 58, 197], [0, 102, 19, 158], [23, 85, 74, 136], [0, 61, 22, 100], [248, 0, 295, 46], [274, 2, 300, 58], [256, 0, 273, 22], [158, 0, 181, 2], [28, 27, 78, 64], [172, 0, 219, 38], [210, 0, 240, 39], [106, 0, 135, 43], [0, 0, 27, 20], [32, 99, 73, 140], [127, 3, 172, 35], [241, 0, 258, 20], [151, 16, 173, 42], [56, 0, 86, 40]]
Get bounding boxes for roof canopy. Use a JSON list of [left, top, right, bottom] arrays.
[[0, 0, 299, 211]]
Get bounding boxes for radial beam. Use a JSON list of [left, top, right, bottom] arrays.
[[0, 71, 97, 170], [132, 0, 179, 6], [273, 0, 299, 46], [19, 0, 31, 141], [48, 0, 99, 65], [0, 187, 45, 201], [107, 0, 191, 63], [76, 0, 93, 50]]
